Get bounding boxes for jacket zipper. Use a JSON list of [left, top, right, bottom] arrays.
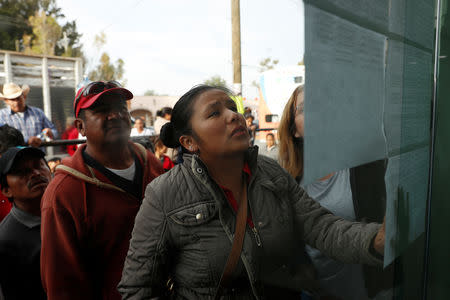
[[251, 226, 262, 247], [193, 157, 261, 300], [247, 178, 262, 248]]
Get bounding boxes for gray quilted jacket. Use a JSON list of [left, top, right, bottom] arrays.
[[118, 147, 382, 300]]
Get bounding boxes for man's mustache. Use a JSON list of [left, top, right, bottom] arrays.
[[27, 175, 49, 189]]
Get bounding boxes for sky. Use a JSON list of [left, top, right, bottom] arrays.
[[58, 0, 305, 98]]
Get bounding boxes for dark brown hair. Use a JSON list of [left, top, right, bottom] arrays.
[[160, 84, 232, 148]]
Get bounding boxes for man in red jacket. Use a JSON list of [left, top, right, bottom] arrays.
[[60, 117, 79, 156], [41, 81, 164, 300]]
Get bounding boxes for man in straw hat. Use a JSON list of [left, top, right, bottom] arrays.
[[0, 82, 57, 147]]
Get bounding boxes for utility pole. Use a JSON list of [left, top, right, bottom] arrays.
[[231, 0, 242, 95]]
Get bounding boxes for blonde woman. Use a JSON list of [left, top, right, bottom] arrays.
[[278, 86, 391, 299]]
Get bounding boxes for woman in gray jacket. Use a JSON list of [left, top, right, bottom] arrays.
[[118, 85, 385, 300]]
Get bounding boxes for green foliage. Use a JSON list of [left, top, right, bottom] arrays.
[[116, 58, 125, 80], [144, 90, 157, 96], [93, 31, 106, 49], [87, 32, 126, 83], [258, 57, 279, 72], [55, 20, 83, 58], [251, 57, 279, 89], [204, 75, 227, 88], [143, 90, 167, 96], [88, 52, 126, 83], [0, 0, 41, 50], [26, 10, 61, 55], [251, 80, 260, 89], [0, 0, 82, 58]]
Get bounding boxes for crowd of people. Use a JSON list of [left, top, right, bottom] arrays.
[[0, 80, 389, 300]]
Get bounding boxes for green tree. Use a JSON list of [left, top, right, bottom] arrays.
[[25, 10, 61, 55], [143, 90, 167, 96], [258, 57, 279, 72], [204, 75, 227, 88], [0, 0, 63, 51], [87, 32, 126, 83], [88, 52, 126, 82], [116, 58, 125, 81], [55, 20, 84, 58], [250, 57, 279, 89], [93, 31, 106, 49], [144, 90, 157, 96], [0, 0, 41, 51]]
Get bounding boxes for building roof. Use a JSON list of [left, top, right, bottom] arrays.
[[129, 95, 179, 115]]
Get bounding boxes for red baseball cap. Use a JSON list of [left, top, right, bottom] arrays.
[[73, 83, 133, 118]]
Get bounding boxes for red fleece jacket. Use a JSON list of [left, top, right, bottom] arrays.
[[41, 142, 163, 300]]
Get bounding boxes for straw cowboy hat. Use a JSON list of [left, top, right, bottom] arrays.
[[0, 83, 30, 100]]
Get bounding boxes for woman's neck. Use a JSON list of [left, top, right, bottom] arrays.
[[201, 154, 245, 192]]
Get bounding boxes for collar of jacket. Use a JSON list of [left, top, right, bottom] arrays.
[[9, 105, 29, 115], [54, 142, 148, 193], [181, 146, 260, 178]]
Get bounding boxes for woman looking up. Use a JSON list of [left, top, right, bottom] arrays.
[[278, 85, 390, 299], [119, 85, 385, 300]]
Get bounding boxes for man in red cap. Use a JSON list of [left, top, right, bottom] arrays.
[[40, 81, 164, 300]]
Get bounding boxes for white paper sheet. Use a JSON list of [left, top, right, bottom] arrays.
[[384, 147, 430, 267], [303, 1, 433, 267], [384, 40, 433, 156], [389, 0, 434, 49], [303, 5, 387, 183]]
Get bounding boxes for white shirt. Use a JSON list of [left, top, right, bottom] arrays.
[[153, 117, 169, 135], [130, 127, 155, 137], [105, 161, 136, 181]]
